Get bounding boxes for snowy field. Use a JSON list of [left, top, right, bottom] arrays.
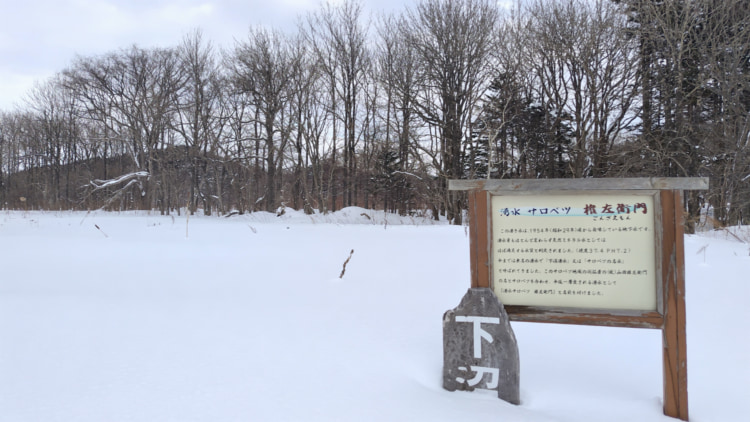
[[0, 208, 747, 422]]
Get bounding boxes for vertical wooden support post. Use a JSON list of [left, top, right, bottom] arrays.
[[468, 190, 490, 288], [661, 190, 689, 420]]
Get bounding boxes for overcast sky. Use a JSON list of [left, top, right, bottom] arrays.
[[0, 0, 410, 111]]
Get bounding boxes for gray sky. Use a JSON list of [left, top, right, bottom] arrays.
[[0, 0, 408, 111]]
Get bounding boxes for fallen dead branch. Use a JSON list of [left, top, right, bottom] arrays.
[[339, 249, 354, 279]]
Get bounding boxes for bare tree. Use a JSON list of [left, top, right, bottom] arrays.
[[229, 27, 299, 213], [0, 114, 5, 207], [701, 0, 750, 225], [0, 112, 24, 208], [64, 46, 184, 209], [174, 29, 227, 215], [518, 0, 640, 178], [618, 0, 750, 227], [20, 77, 80, 208], [375, 14, 420, 214], [289, 28, 335, 213], [303, 0, 370, 210], [219, 87, 254, 214], [401, 0, 499, 223]]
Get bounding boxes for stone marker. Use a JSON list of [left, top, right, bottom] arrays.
[[443, 287, 520, 404]]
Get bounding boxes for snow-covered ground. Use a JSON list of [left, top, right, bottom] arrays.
[[0, 208, 747, 422]]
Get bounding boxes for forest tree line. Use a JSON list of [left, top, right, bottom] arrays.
[[0, 0, 748, 228]]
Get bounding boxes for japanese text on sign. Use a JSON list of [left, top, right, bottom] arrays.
[[491, 194, 657, 311], [454, 316, 501, 390]]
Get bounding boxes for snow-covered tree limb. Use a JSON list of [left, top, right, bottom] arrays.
[[89, 171, 149, 191]]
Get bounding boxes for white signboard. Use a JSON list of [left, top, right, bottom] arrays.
[[491, 193, 657, 311]]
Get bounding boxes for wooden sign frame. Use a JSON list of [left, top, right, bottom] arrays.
[[449, 177, 709, 421]]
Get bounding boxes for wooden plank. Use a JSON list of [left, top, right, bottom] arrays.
[[468, 190, 490, 288], [449, 177, 709, 192], [505, 307, 663, 329], [653, 193, 665, 315], [660, 190, 689, 421], [673, 189, 689, 421]]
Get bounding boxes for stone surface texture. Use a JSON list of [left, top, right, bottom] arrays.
[[443, 288, 520, 404]]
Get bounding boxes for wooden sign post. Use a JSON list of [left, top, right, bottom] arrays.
[[449, 177, 708, 421]]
